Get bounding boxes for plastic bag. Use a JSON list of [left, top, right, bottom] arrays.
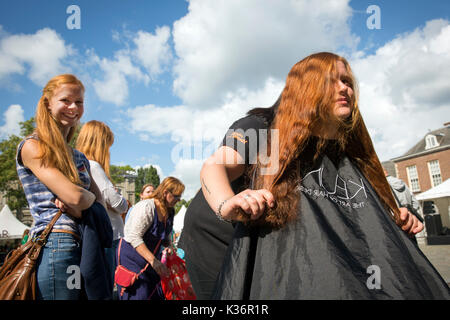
[[160, 250, 196, 300]]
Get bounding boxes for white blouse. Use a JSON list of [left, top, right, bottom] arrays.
[[123, 199, 156, 248], [89, 160, 128, 240]]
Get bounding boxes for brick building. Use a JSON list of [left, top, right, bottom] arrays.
[[392, 124, 450, 194], [389, 123, 450, 231]]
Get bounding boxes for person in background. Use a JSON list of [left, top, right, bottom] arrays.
[[76, 120, 129, 294], [16, 74, 102, 300], [384, 167, 422, 219], [124, 183, 155, 224], [384, 167, 423, 243], [21, 229, 30, 245], [140, 184, 155, 199], [118, 177, 184, 300]]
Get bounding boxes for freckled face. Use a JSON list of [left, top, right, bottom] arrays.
[[333, 61, 354, 119], [48, 84, 84, 129]]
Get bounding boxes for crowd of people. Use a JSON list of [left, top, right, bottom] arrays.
[[8, 52, 450, 300]]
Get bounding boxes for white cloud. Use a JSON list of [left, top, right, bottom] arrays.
[[133, 27, 172, 79], [351, 19, 450, 161], [172, 0, 357, 108], [92, 26, 172, 106], [93, 50, 149, 106], [128, 77, 282, 145], [0, 28, 71, 85], [0, 104, 24, 139], [169, 158, 204, 200], [127, 77, 283, 197]]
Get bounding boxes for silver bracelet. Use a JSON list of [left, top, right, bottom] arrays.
[[216, 199, 232, 222]]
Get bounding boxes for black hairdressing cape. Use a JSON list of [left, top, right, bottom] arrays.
[[212, 140, 450, 300]]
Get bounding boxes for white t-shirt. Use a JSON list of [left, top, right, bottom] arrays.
[[89, 160, 128, 240]]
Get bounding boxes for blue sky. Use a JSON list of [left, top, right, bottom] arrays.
[[1, 0, 449, 199]]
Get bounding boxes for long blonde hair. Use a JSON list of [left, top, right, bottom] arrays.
[[76, 120, 114, 178], [35, 74, 85, 185]]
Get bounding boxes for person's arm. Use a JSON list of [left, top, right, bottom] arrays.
[[200, 145, 275, 222], [88, 168, 106, 209], [21, 138, 95, 219], [104, 187, 128, 214], [135, 243, 169, 278], [90, 162, 127, 214]]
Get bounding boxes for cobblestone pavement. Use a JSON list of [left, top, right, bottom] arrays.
[[418, 243, 450, 285]]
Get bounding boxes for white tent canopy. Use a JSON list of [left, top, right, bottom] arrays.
[[0, 205, 30, 239], [173, 205, 187, 233], [416, 178, 450, 201]]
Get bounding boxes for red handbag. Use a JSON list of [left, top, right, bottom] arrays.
[[114, 238, 161, 296], [160, 251, 196, 300]]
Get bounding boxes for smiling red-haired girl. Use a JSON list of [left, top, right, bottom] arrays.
[[16, 74, 104, 300]]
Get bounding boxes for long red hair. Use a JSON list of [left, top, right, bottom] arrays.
[[249, 52, 400, 229], [35, 74, 85, 185]]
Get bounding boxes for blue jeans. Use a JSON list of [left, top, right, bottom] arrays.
[[36, 232, 81, 300]]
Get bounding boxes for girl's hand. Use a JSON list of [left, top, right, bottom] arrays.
[[151, 259, 170, 278], [399, 207, 424, 236], [54, 198, 82, 218], [54, 198, 67, 212], [219, 189, 275, 221]]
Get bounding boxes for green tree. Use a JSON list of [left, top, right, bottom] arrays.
[[0, 118, 35, 220], [110, 165, 135, 185], [135, 166, 160, 202], [69, 122, 82, 149], [174, 198, 193, 214], [20, 118, 36, 136]]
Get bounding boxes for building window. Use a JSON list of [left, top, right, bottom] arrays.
[[425, 134, 438, 150], [428, 160, 442, 187], [406, 165, 420, 192]]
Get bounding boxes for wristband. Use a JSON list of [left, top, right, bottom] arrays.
[[216, 199, 232, 222]]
